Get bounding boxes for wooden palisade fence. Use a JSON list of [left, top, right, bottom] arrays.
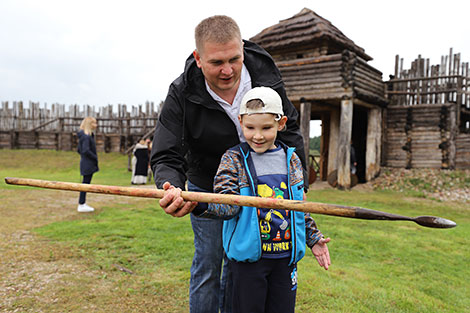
[[0, 101, 160, 153], [384, 48, 470, 169]]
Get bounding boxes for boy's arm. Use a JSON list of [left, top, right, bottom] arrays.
[[193, 151, 241, 220], [305, 213, 331, 270], [305, 213, 323, 248]]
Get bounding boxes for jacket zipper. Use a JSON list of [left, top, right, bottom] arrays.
[[287, 149, 297, 265]]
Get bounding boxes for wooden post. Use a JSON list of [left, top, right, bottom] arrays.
[[448, 105, 457, 169], [18, 101, 23, 130], [10, 130, 16, 149], [366, 108, 382, 181], [320, 114, 329, 181], [456, 76, 463, 130], [300, 98, 311, 164], [58, 117, 64, 151], [327, 109, 339, 176], [337, 97, 353, 189]]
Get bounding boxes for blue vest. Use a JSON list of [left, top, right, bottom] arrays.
[[222, 142, 306, 265]]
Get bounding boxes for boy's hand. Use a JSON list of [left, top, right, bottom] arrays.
[[312, 237, 331, 270], [159, 182, 197, 217]]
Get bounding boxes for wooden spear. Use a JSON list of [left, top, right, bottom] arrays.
[[4, 177, 457, 229]]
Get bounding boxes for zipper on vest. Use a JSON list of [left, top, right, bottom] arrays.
[[287, 148, 297, 265]]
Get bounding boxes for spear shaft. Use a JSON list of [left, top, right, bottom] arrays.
[[4, 177, 457, 229]]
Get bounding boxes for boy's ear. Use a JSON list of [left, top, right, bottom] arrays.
[[278, 116, 288, 131], [238, 115, 243, 125]]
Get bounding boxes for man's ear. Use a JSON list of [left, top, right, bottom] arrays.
[[278, 116, 288, 131], [238, 115, 243, 126], [193, 50, 202, 68]]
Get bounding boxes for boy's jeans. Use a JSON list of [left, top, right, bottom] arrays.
[[188, 181, 232, 313]]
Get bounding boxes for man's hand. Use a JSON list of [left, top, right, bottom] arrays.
[[159, 182, 197, 217], [312, 237, 331, 270]]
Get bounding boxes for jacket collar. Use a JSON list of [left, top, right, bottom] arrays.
[[238, 140, 294, 196], [239, 140, 291, 155]]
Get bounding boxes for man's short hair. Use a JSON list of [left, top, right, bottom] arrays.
[[195, 15, 242, 54]]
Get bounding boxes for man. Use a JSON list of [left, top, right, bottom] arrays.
[[150, 15, 330, 313]]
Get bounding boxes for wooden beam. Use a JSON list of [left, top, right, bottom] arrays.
[[337, 97, 353, 189], [328, 109, 339, 175], [300, 98, 311, 166], [366, 108, 382, 181]]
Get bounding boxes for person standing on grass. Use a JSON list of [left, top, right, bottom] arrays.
[[192, 87, 330, 313], [131, 139, 150, 185], [150, 15, 312, 313], [77, 116, 98, 213]]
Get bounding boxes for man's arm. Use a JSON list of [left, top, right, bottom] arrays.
[[159, 181, 197, 217], [150, 86, 188, 190], [150, 85, 196, 217]]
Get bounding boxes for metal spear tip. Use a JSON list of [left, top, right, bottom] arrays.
[[415, 216, 457, 228]]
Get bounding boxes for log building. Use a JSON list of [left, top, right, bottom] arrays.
[[251, 8, 388, 188]]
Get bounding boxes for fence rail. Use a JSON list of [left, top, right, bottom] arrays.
[[0, 101, 161, 153], [386, 48, 470, 133]]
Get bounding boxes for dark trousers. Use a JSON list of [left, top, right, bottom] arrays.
[[231, 257, 297, 313], [78, 174, 93, 204]]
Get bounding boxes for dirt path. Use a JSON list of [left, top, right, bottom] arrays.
[[0, 188, 175, 313]]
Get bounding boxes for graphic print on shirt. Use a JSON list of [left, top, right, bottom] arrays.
[[257, 179, 292, 259]]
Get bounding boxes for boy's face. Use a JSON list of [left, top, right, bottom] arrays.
[[239, 113, 287, 154]]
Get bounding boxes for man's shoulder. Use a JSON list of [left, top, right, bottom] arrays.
[[243, 40, 267, 54], [243, 40, 282, 85], [243, 40, 272, 61]]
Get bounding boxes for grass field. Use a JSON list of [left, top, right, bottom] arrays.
[[0, 149, 469, 312]]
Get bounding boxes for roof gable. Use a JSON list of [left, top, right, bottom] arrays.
[[250, 8, 372, 61]]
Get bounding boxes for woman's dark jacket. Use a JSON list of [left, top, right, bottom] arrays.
[[150, 40, 306, 192], [77, 130, 99, 176]]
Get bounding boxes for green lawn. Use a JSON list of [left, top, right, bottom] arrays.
[[1, 149, 468, 312]]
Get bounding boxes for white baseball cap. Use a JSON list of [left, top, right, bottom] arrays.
[[239, 87, 284, 118]]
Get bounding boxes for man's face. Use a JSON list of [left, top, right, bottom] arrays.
[[193, 38, 244, 96]]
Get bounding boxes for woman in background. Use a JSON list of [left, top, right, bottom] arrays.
[[77, 116, 98, 212]]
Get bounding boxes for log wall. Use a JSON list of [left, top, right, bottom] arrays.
[[383, 104, 469, 169], [456, 133, 470, 168], [277, 51, 387, 106], [0, 101, 160, 153]]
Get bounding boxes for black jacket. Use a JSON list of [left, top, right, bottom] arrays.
[[150, 40, 306, 191], [77, 130, 99, 176]]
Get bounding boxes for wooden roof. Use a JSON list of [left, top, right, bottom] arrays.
[[250, 8, 372, 61]]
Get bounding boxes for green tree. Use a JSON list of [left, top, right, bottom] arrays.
[[309, 136, 321, 154]]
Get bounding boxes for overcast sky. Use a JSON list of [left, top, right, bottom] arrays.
[[1, 0, 469, 136]]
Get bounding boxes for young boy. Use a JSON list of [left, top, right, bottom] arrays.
[[193, 86, 330, 313]]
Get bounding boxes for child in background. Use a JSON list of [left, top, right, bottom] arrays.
[[77, 116, 98, 212], [131, 139, 149, 185], [193, 87, 331, 313]]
